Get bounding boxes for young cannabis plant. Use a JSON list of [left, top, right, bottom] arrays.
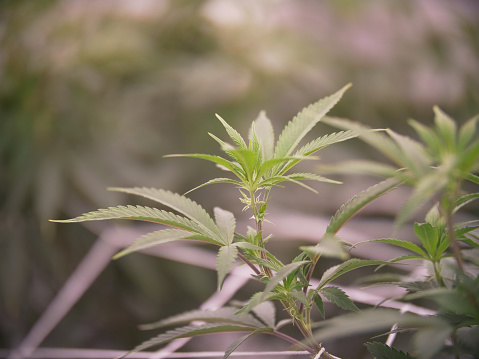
[[52, 84, 376, 359]]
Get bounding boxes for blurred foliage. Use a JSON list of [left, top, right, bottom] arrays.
[[1, 0, 478, 353]]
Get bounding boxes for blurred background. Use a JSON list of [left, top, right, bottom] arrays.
[[1, 0, 479, 357]]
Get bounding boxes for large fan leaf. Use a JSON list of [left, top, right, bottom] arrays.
[[51, 205, 202, 232], [365, 342, 414, 359], [274, 84, 351, 163], [108, 187, 223, 243]]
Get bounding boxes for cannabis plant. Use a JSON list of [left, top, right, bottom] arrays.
[[52, 85, 479, 358]]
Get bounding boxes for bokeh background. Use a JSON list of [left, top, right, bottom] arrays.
[[1, 0, 479, 356]]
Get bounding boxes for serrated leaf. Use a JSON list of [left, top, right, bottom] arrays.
[[217, 244, 239, 290], [274, 84, 351, 163], [250, 111, 275, 162], [139, 307, 264, 330], [261, 261, 310, 301], [409, 119, 443, 157], [413, 222, 439, 257], [313, 293, 325, 319], [108, 187, 223, 244], [294, 130, 360, 157], [365, 342, 414, 359], [326, 178, 401, 235], [214, 207, 236, 245], [216, 114, 247, 149], [223, 327, 273, 359], [371, 238, 428, 258], [113, 229, 209, 259], [166, 153, 244, 179], [120, 323, 257, 358], [51, 205, 204, 232], [320, 286, 359, 312], [317, 259, 383, 289]]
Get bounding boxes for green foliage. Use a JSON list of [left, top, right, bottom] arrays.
[[53, 87, 479, 359]]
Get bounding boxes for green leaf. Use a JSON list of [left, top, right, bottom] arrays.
[[317, 259, 383, 289], [458, 114, 478, 150], [166, 153, 244, 178], [51, 205, 204, 233], [320, 286, 359, 312], [312, 308, 451, 358], [223, 327, 273, 359], [318, 160, 401, 179], [274, 84, 351, 163], [294, 130, 360, 157], [386, 129, 431, 177], [139, 307, 265, 330], [217, 244, 239, 290], [227, 148, 258, 182], [261, 261, 310, 300], [235, 292, 280, 315], [365, 342, 414, 359], [108, 187, 223, 244], [433, 106, 457, 151], [414, 326, 452, 359], [214, 207, 236, 245], [184, 178, 244, 195], [413, 222, 439, 256], [409, 119, 443, 157], [120, 323, 257, 358], [215, 114, 247, 149], [405, 288, 477, 317], [313, 293, 325, 319], [327, 178, 402, 235], [371, 238, 428, 258], [113, 229, 212, 259], [250, 111, 275, 162]]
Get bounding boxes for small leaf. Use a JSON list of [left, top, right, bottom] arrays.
[[261, 261, 310, 300], [214, 207, 236, 245], [313, 293, 325, 319], [386, 129, 430, 177], [365, 342, 414, 359], [458, 114, 478, 150], [217, 245, 239, 290], [235, 292, 279, 315], [320, 286, 359, 312], [301, 234, 349, 260], [413, 222, 439, 257], [250, 111, 275, 162], [216, 114, 247, 149]]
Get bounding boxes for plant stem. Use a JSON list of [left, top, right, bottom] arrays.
[[237, 252, 261, 276]]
